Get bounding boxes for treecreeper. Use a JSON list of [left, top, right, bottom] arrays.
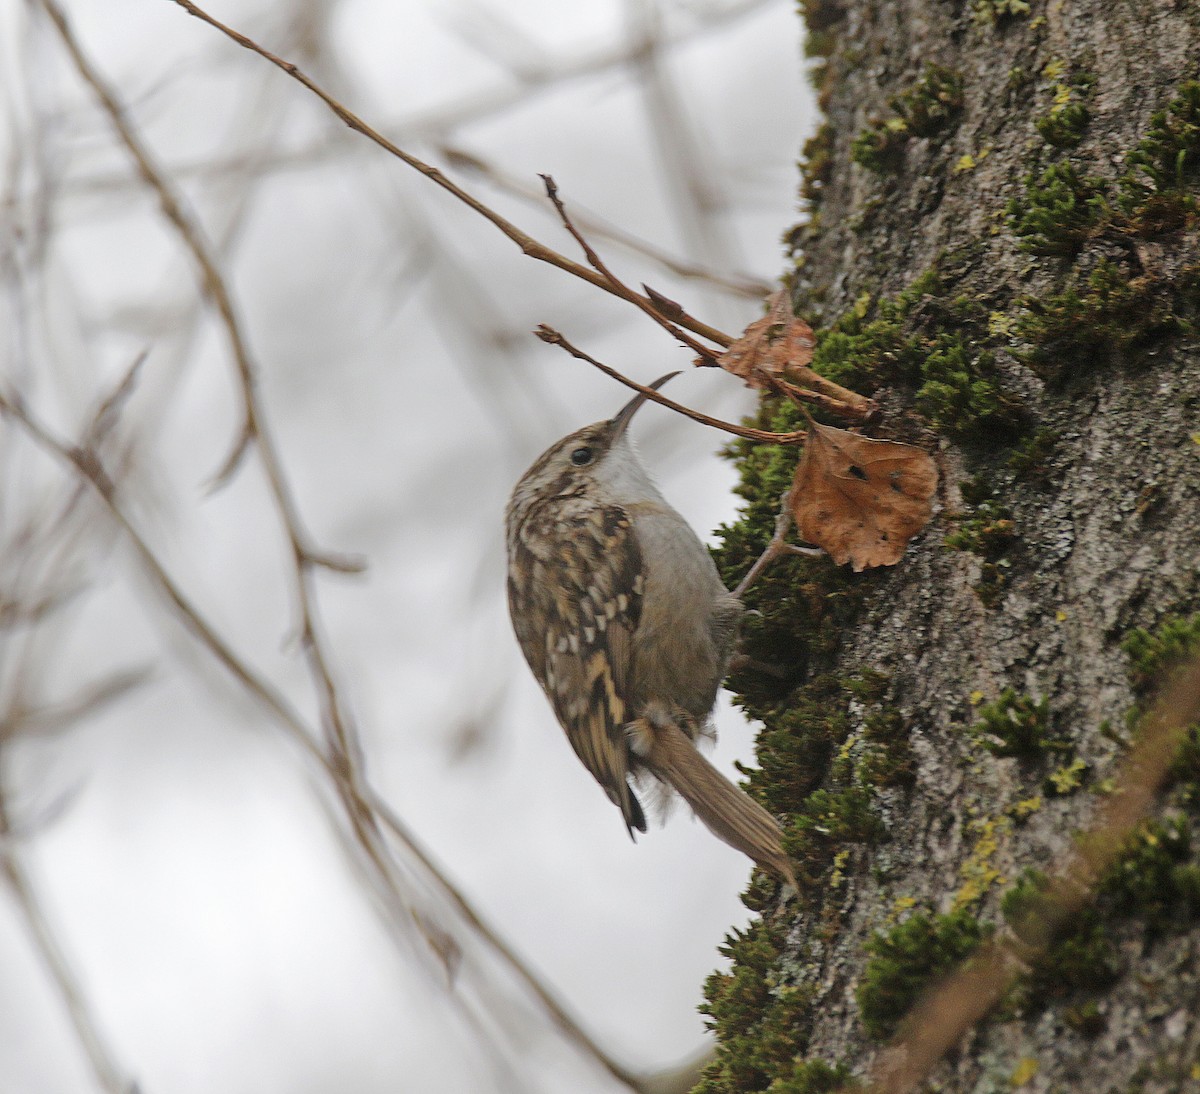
[[505, 375, 796, 888]]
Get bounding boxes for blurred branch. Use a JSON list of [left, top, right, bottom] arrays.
[[863, 653, 1200, 1094], [0, 667, 151, 741], [0, 387, 652, 1093], [439, 145, 772, 298], [623, 0, 741, 289], [74, 0, 777, 193], [0, 791, 138, 1094], [165, 0, 739, 350], [37, 0, 367, 554]]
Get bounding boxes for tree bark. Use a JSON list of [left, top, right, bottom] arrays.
[[699, 2, 1200, 1090]]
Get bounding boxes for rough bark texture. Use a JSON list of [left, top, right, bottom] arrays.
[[698, 2, 1200, 1091]]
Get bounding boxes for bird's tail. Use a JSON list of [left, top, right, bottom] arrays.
[[635, 716, 797, 890]]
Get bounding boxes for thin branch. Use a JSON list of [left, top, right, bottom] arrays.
[[539, 173, 723, 362], [0, 792, 137, 1094], [0, 389, 649, 1094], [37, 0, 361, 569], [65, 1, 773, 198], [534, 324, 806, 445], [0, 667, 152, 741], [164, 0, 738, 350], [438, 145, 772, 298]]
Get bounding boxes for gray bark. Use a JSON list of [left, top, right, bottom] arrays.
[[701, 2, 1200, 1090]]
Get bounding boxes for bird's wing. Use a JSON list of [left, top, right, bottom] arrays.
[[508, 501, 647, 834]]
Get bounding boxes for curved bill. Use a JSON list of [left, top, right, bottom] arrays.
[[609, 372, 681, 440]]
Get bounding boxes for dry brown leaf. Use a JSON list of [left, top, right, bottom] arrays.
[[791, 421, 938, 571], [718, 290, 814, 387]]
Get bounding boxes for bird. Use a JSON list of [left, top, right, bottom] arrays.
[[505, 375, 795, 886]]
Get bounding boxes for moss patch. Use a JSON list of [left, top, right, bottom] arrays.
[[770, 1059, 857, 1093], [857, 908, 990, 1039], [1033, 61, 1094, 149], [1010, 81, 1200, 380], [1122, 614, 1200, 694], [851, 65, 964, 173], [1122, 614, 1200, 803], [973, 0, 1030, 27], [732, 671, 908, 891], [803, 267, 1022, 441], [1006, 161, 1110, 255], [944, 474, 1018, 608], [971, 690, 1056, 760], [698, 920, 816, 1094], [1002, 816, 1200, 1011]]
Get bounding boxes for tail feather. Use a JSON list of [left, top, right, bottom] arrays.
[[638, 717, 797, 890]]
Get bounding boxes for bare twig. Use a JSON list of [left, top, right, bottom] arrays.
[[439, 145, 771, 298], [0, 388, 649, 1093], [164, 0, 738, 350], [539, 173, 723, 361], [0, 792, 137, 1094], [730, 499, 822, 600], [862, 654, 1200, 1094], [760, 368, 878, 424], [533, 324, 806, 444]]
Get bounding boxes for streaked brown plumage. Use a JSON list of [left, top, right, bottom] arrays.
[[505, 379, 795, 886]]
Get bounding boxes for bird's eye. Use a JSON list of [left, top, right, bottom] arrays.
[[570, 446, 594, 466]]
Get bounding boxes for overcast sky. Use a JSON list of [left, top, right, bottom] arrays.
[[0, 1, 813, 1090]]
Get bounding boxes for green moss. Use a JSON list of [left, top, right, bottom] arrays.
[[944, 498, 1015, 558], [1000, 870, 1121, 999], [785, 786, 884, 882], [770, 1059, 856, 1093], [1045, 756, 1089, 796], [1035, 99, 1090, 148], [1119, 81, 1200, 224], [1031, 911, 1121, 995], [972, 690, 1060, 760], [1011, 81, 1200, 375], [745, 674, 854, 815], [944, 476, 1018, 607], [857, 908, 990, 1039], [973, 0, 1030, 26], [1006, 162, 1110, 254], [1006, 428, 1059, 482], [1000, 816, 1200, 1014], [1034, 62, 1094, 148], [852, 65, 964, 173], [698, 920, 816, 1093], [1017, 258, 1181, 379], [1100, 817, 1200, 935], [1062, 1000, 1106, 1038], [1121, 614, 1200, 803], [801, 123, 835, 210], [807, 290, 920, 392], [916, 345, 1015, 439], [859, 708, 918, 790], [805, 269, 1020, 441], [1122, 614, 1200, 694]]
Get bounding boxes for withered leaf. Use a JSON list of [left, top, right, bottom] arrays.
[[791, 422, 938, 572], [718, 290, 814, 387]]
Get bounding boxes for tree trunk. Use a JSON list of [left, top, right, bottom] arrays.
[[699, 2, 1200, 1090]]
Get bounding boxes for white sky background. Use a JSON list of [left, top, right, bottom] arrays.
[[0, 1, 813, 1091]]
